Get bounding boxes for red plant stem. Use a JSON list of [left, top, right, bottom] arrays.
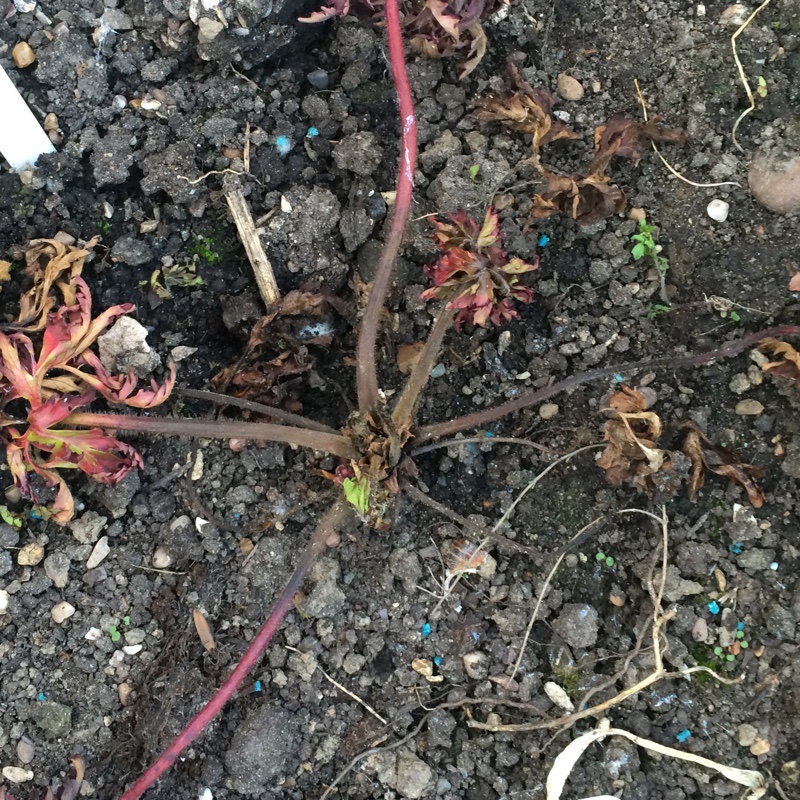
[[174, 387, 340, 435], [64, 412, 357, 460], [355, 0, 417, 416], [414, 325, 800, 441], [119, 501, 352, 800]]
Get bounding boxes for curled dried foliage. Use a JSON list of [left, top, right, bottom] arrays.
[[474, 66, 578, 155], [597, 386, 764, 507], [212, 290, 332, 407], [15, 238, 98, 331], [299, 0, 503, 77], [420, 207, 537, 328], [759, 337, 800, 388], [681, 421, 765, 509], [531, 114, 684, 226]]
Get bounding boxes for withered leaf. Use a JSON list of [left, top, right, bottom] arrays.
[[759, 337, 800, 388], [789, 273, 800, 292], [532, 170, 626, 226], [591, 114, 685, 174], [459, 22, 487, 79], [192, 608, 216, 652], [681, 422, 765, 508], [0, 260, 10, 283], [397, 342, 425, 375]]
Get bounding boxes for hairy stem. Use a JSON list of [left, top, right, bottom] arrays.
[[355, 0, 417, 415], [120, 501, 353, 800], [392, 304, 454, 431], [64, 412, 357, 460], [174, 387, 339, 435], [414, 325, 800, 441]]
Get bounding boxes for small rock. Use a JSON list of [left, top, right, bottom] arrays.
[[729, 373, 752, 395], [691, 617, 709, 642], [462, 652, 489, 680], [749, 151, 800, 215], [51, 601, 76, 624], [735, 399, 764, 416], [98, 317, 160, 378], [32, 701, 72, 737], [750, 738, 770, 756], [16, 737, 35, 764], [123, 644, 143, 655], [707, 199, 730, 222], [544, 681, 575, 711], [12, 42, 35, 68], [0, 550, 12, 577], [556, 73, 584, 101], [552, 603, 599, 649], [18, 542, 44, 566], [720, 3, 749, 26], [197, 17, 225, 43], [44, 552, 70, 588], [86, 536, 110, 569], [69, 511, 107, 544], [2, 766, 33, 783], [118, 683, 133, 706], [152, 545, 174, 569], [109, 235, 153, 267], [539, 403, 559, 420], [394, 748, 433, 799], [737, 723, 758, 747], [307, 69, 329, 90], [0, 589, 8, 614]]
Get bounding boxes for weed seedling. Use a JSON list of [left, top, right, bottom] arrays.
[[469, 163, 481, 182], [646, 303, 671, 319], [109, 625, 121, 643], [631, 217, 670, 305], [188, 235, 222, 265], [595, 551, 615, 568]]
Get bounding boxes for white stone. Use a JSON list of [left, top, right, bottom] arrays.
[[2, 766, 34, 783], [0, 589, 9, 615], [86, 536, 110, 569], [123, 644, 143, 655], [51, 601, 76, 624], [84, 627, 103, 641], [544, 681, 575, 711], [707, 199, 730, 222], [152, 546, 174, 569]]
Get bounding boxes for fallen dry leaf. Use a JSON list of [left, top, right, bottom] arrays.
[[192, 608, 216, 652], [759, 337, 800, 389], [397, 342, 425, 375], [591, 113, 685, 174], [681, 422, 765, 508], [532, 170, 626, 226], [0, 260, 10, 283], [788, 272, 800, 292]]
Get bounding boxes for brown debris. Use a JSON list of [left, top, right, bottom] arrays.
[[759, 337, 800, 389]]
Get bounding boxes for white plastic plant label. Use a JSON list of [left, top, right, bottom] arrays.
[[0, 63, 55, 171]]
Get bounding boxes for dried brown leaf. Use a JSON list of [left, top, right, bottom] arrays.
[[459, 22, 487, 79], [0, 261, 10, 283], [608, 385, 649, 413], [17, 238, 98, 331], [789, 273, 800, 292], [759, 337, 800, 388], [279, 290, 327, 317], [591, 114, 685, 174], [680, 422, 765, 508], [532, 170, 626, 226], [192, 608, 216, 652], [397, 342, 425, 375]]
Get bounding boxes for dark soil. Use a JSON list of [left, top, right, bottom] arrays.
[[1, 1, 799, 799]]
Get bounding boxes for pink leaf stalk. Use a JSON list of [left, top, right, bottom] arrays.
[[355, 0, 417, 414], [120, 502, 353, 800]]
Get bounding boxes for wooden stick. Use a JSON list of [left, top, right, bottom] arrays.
[[224, 173, 280, 308]]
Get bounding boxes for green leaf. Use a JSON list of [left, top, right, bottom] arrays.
[[468, 164, 480, 182], [123, 615, 131, 626], [109, 625, 121, 642], [605, 556, 615, 567], [342, 476, 370, 516], [757, 76, 767, 98], [0, 505, 22, 528], [631, 242, 646, 260], [729, 310, 741, 322], [595, 551, 605, 561]]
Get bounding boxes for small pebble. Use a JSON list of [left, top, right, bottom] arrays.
[[750, 738, 770, 756], [430, 363, 446, 379], [544, 681, 575, 711], [118, 683, 133, 706], [707, 199, 730, 222], [51, 601, 76, 624], [152, 546, 174, 569], [737, 723, 758, 747], [43, 112, 58, 132], [12, 42, 35, 68], [0, 590, 8, 614], [2, 766, 33, 783], [539, 403, 559, 420], [86, 536, 110, 569], [16, 737, 35, 764], [123, 644, 143, 655], [735, 399, 764, 416], [18, 542, 44, 566], [749, 151, 800, 215], [307, 69, 329, 90], [556, 73, 584, 101]]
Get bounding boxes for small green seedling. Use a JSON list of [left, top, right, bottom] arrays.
[[631, 217, 670, 305], [141, 263, 205, 300], [0, 505, 23, 528], [109, 625, 121, 643], [595, 551, 615, 568], [756, 76, 767, 99], [468, 164, 480, 182], [342, 475, 370, 516], [647, 303, 671, 319], [188, 235, 222, 265], [97, 220, 112, 234]]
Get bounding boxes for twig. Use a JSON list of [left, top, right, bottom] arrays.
[[508, 517, 604, 685], [410, 435, 550, 457], [285, 646, 388, 725], [224, 172, 281, 309], [634, 80, 741, 189], [731, 0, 774, 152]]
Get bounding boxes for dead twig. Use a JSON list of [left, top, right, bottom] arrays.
[[223, 173, 281, 308]]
